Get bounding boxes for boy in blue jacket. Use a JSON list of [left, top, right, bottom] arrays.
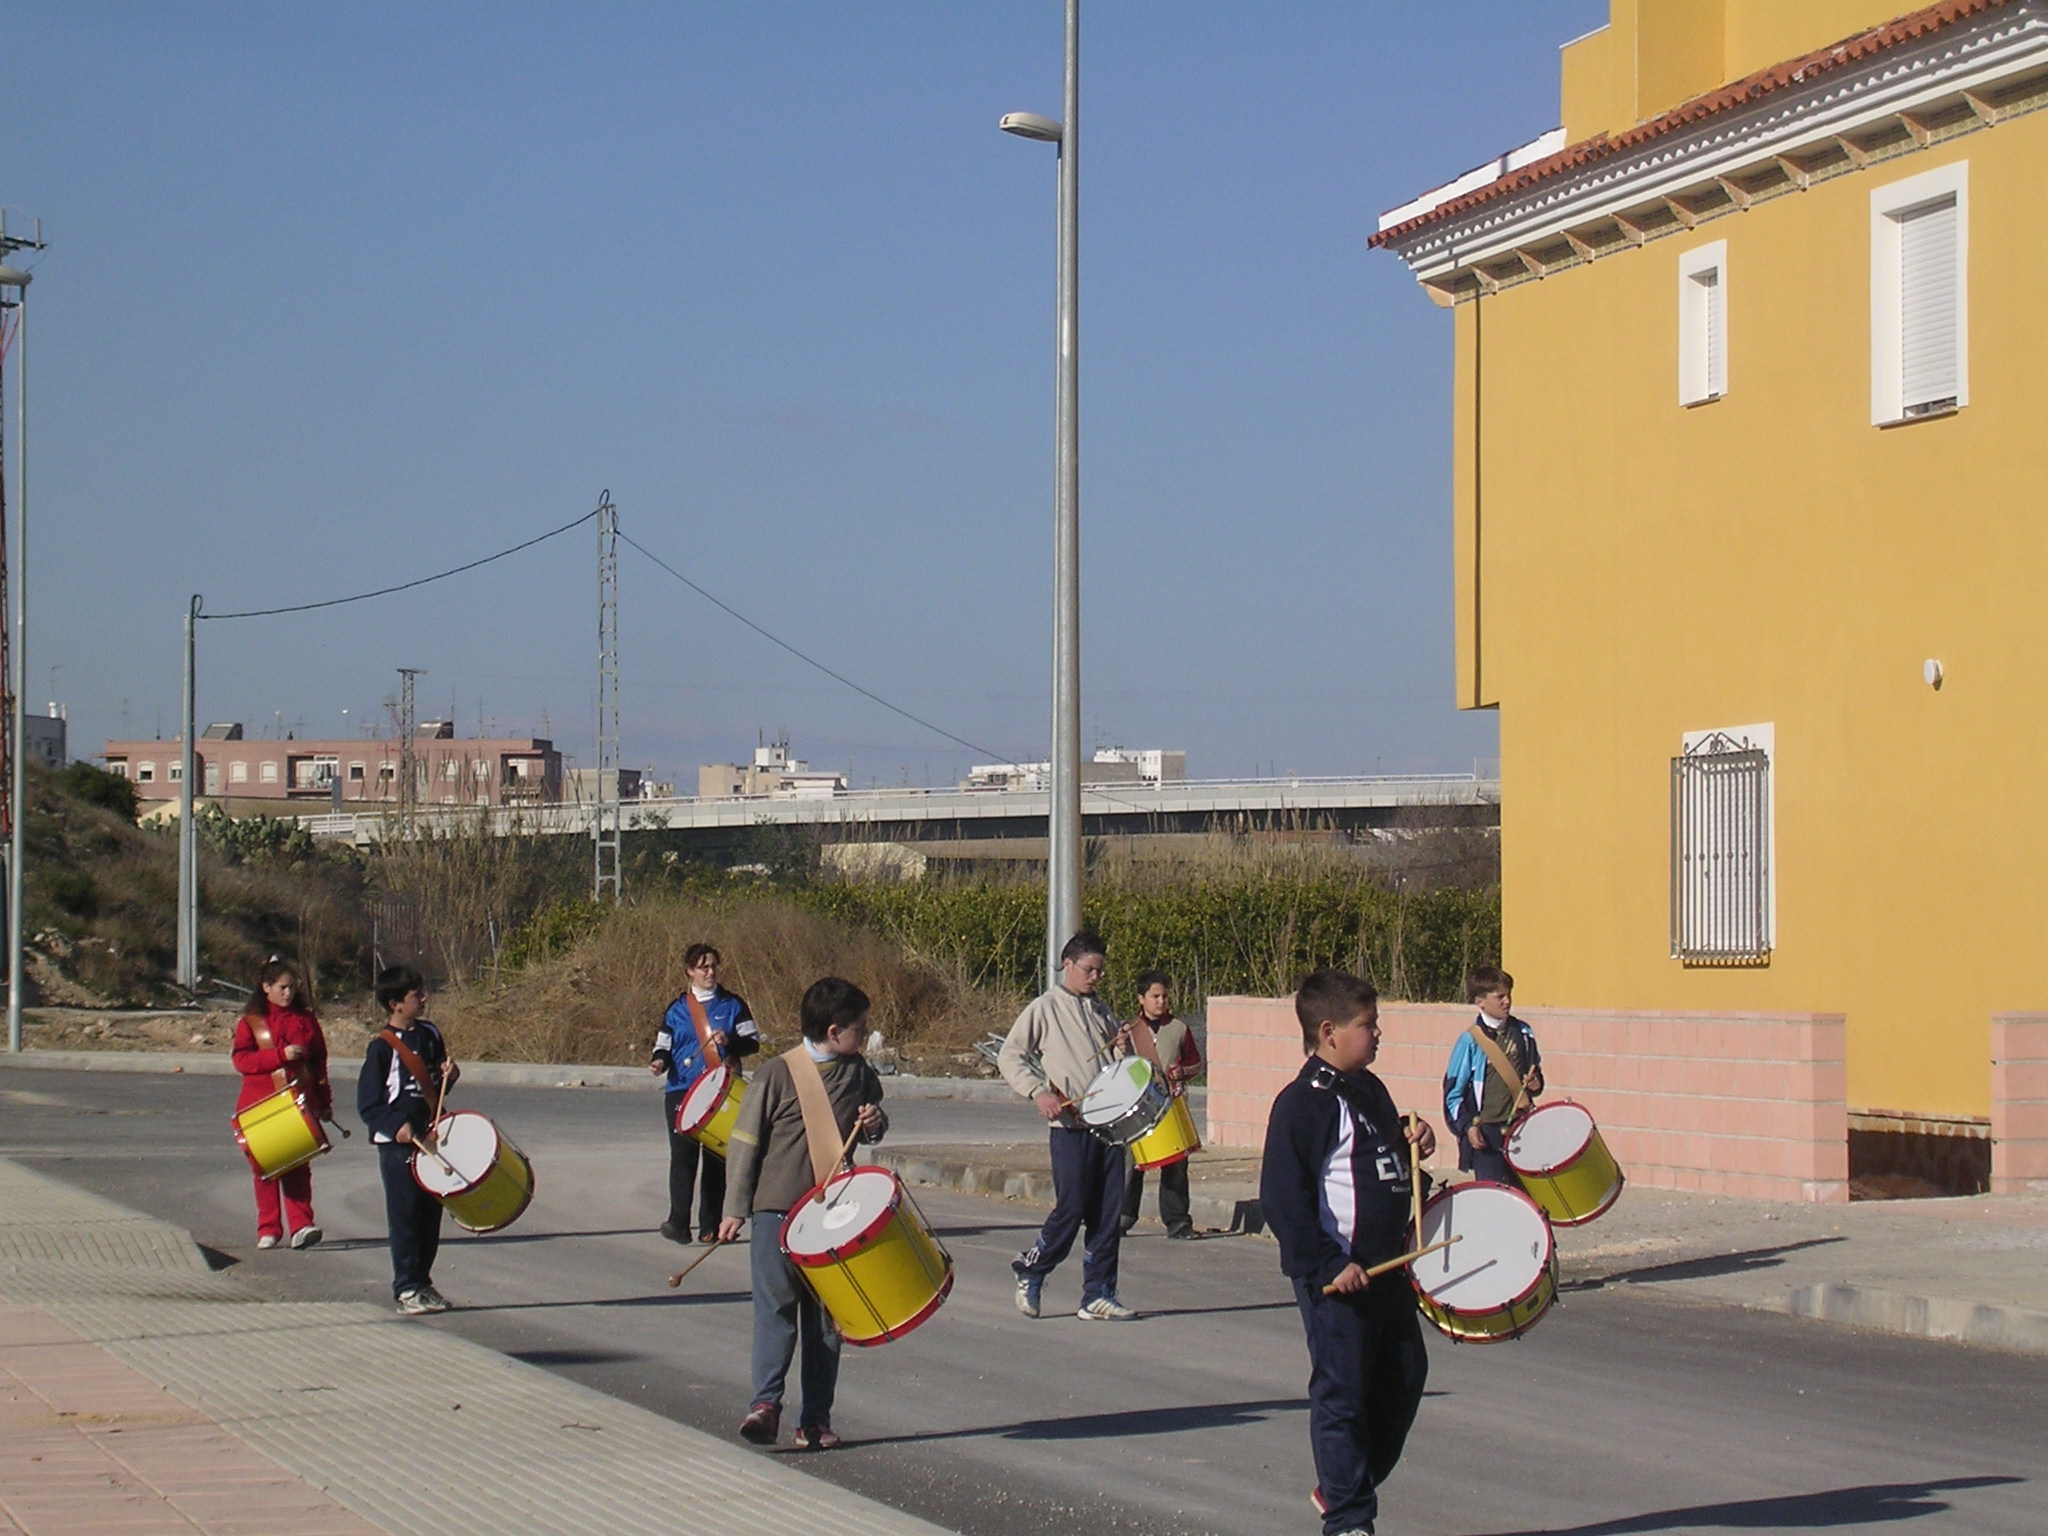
[[1261, 968, 1434, 1536], [651, 943, 760, 1243], [1442, 965, 1543, 1186]]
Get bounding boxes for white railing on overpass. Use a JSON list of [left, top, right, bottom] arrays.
[[296, 773, 1500, 843]]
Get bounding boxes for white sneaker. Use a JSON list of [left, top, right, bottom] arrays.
[[1014, 1274, 1042, 1318], [255, 1235, 279, 1250], [415, 1285, 451, 1314], [1076, 1295, 1136, 1321], [396, 1289, 434, 1315], [289, 1225, 322, 1249]]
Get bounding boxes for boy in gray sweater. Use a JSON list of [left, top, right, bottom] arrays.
[[719, 976, 887, 1450], [999, 929, 1135, 1320]]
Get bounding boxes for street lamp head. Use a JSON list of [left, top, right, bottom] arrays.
[[0, 266, 31, 288], [999, 111, 1063, 144]]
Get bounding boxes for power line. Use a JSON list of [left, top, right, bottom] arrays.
[[200, 506, 601, 621], [619, 530, 1013, 764]]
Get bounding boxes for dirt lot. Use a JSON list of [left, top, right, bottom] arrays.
[[20, 1007, 379, 1059]]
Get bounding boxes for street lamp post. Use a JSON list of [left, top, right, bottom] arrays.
[[1002, 0, 1082, 988], [0, 260, 30, 1054]]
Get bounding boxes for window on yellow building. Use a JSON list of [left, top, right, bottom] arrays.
[[1871, 162, 1967, 425], [1678, 241, 1727, 407], [1671, 725, 1773, 965]]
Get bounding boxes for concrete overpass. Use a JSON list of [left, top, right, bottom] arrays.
[[299, 773, 1499, 850]]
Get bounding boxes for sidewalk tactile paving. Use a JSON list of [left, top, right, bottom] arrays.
[[0, 1158, 959, 1536]]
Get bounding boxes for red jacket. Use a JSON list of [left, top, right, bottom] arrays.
[[232, 1005, 332, 1119]]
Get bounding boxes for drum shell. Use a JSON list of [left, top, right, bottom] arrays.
[[1129, 1093, 1201, 1170], [232, 1088, 330, 1180], [675, 1067, 747, 1158], [1080, 1058, 1172, 1146], [412, 1113, 536, 1234], [1411, 1181, 1558, 1344], [1507, 1106, 1625, 1227], [781, 1168, 953, 1347]]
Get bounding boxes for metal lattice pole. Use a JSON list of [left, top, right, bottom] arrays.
[[595, 492, 620, 902], [397, 668, 423, 830]]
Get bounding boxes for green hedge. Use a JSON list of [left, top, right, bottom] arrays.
[[795, 875, 1499, 1012]]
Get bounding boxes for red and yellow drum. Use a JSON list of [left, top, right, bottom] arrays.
[[411, 1111, 536, 1234], [674, 1063, 747, 1158], [1506, 1101, 1624, 1226], [232, 1087, 330, 1180], [1129, 1093, 1201, 1170], [781, 1166, 952, 1346]]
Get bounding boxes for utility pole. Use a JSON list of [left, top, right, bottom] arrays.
[[397, 668, 423, 829], [0, 211, 37, 1048], [176, 596, 200, 990], [594, 493, 620, 902]]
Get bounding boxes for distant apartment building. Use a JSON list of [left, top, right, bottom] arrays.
[[102, 720, 561, 809], [563, 767, 675, 804], [964, 748, 1187, 792], [24, 709, 65, 771], [698, 739, 847, 799]]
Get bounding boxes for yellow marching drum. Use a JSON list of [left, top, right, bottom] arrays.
[[411, 1111, 536, 1234], [232, 1087, 330, 1180], [781, 1166, 953, 1347], [674, 1063, 747, 1158], [1129, 1092, 1201, 1171], [1411, 1182, 1558, 1343], [1505, 1101, 1625, 1227]]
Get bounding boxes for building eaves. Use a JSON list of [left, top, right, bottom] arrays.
[[1369, 0, 2016, 250]]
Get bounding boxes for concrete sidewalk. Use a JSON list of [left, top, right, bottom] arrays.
[[870, 1139, 2048, 1358], [0, 1159, 957, 1536]]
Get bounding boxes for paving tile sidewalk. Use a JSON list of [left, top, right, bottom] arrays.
[[0, 1159, 959, 1536], [872, 1140, 2048, 1356]]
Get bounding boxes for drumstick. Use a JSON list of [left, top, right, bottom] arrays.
[[665, 1237, 734, 1289], [1404, 1113, 1423, 1248], [818, 1121, 868, 1211], [1322, 1235, 1463, 1294]]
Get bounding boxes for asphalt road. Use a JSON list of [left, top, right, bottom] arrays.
[[3, 1064, 2043, 1536]]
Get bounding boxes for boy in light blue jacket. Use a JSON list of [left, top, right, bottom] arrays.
[[1442, 965, 1542, 1186]]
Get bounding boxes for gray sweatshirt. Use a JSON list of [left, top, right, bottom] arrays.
[[998, 985, 1123, 1130], [724, 1050, 888, 1219]]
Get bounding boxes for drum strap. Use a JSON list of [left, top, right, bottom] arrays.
[[1466, 1023, 1532, 1116], [247, 1016, 290, 1093], [380, 1027, 448, 1126], [1126, 1019, 1163, 1072], [683, 991, 726, 1066], [781, 1045, 849, 1188]]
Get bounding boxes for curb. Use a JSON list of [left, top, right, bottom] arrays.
[[1783, 1282, 2048, 1356]]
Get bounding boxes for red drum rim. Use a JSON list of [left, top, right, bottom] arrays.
[[1411, 1179, 1555, 1317], [675, 1064, 734, 1135], [781, 1165, 903, 1265], [1544, 1168, 1626, 1228], [1504, 1100, 1601, 1179], [1133, 1142, 1198, 1171], [841, 1269, 954, 1348], [409, 1110, 499, 1200]]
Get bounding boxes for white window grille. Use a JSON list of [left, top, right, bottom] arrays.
[[1677, 240, 1727, 406], [108, 761, 129, 779], [1671, 726, 1774, 963], [1871, 162, 1967, 424], [229, 761, 248, 783], [204, 764, 220, 793], [167, 761, 183, 783], [260, 760, 280, 784]]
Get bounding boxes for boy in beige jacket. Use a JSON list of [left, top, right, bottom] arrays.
[[999, 930, 1134, 1321]]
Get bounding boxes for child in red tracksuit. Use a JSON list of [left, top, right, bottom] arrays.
[[231, 957, 333, 1250]]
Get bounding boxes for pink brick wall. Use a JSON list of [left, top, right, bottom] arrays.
[[1992, 1014, 2048, 1194], [1206, 997, 1849, 1203]]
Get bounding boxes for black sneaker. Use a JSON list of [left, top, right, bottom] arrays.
[[660, 1222, 690, 1244]]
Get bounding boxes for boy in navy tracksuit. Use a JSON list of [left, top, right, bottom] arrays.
[[358, 964, 459, 1315], [1261, 969, 1435, 1536]]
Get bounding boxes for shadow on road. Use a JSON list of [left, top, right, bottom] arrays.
[[453, 1289, 752, 1313], [850, 1396, 1305, 1449], [1565, 1236, 1847, 1292], [1463, 1475, 2025, 1533], [1142, 1298, 1297, 1320], [509, 1346, 648, 1367]]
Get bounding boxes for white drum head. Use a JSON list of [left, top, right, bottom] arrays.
[[1415, 1183, 1551, 1310], [1079, 1057, 1154, 1125], [784, 1168, 897, 1257], [1506, 1102, 1595, 1177], [414, 1112, 500, 1196], [678, 1064, 730, 1127]]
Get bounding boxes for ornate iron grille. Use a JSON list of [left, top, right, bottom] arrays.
[[1670, 733, 1771, 963]]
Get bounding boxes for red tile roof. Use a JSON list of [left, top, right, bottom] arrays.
[[1370, 0, 2018, 248]]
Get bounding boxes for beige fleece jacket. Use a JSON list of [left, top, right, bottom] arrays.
[[998, 984, 1124, 1130]]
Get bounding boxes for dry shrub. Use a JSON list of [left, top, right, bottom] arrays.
[[435, 893, 1020, 1069]]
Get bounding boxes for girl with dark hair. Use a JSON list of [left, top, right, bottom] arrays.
[[231, 957, 333, 1249]]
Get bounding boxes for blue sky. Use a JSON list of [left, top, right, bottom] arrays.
[[3, 1, 1603, 786]]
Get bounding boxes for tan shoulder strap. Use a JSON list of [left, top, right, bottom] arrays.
[[1466, 1021, 1531, 1115], [781, 1045, 848, 1188], [380, 1026, 450, 1126], [1127, 1017, 1162, 1071], [683, 991, 724, 1063], [247, 1014, 289, 1093]]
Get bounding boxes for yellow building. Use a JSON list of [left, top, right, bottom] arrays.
[[1373, 0, 2048, 1134]]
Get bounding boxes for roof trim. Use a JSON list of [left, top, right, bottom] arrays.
[[1370, 0, 2018, 249]]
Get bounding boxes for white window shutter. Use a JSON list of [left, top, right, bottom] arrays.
[[1700, 269, 1724, 398], [1899, 196, 1958, 411]]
